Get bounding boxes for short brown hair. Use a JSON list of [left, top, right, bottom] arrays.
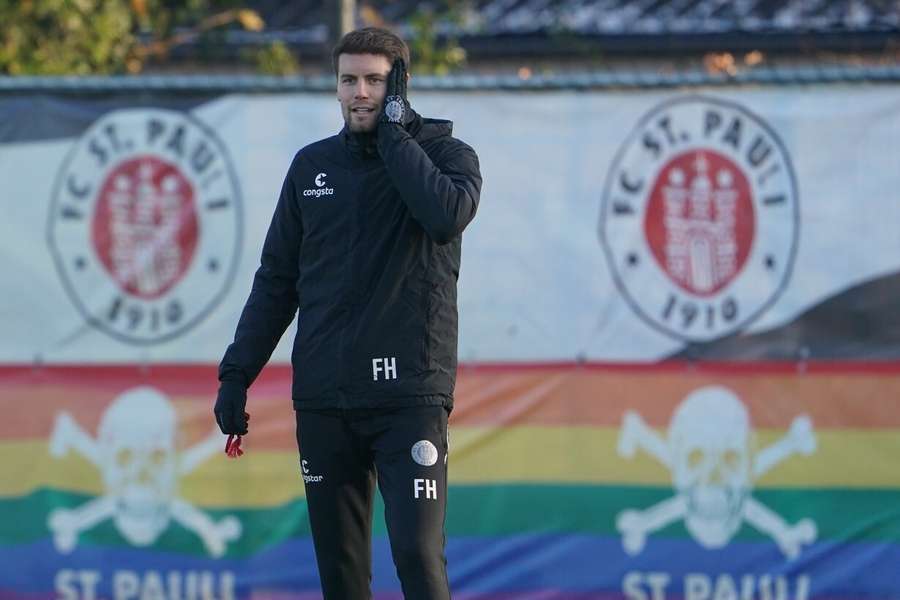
[[332, 27, 411, 75]]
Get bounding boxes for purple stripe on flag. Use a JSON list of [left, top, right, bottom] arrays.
[[1, 535, 898, 598]]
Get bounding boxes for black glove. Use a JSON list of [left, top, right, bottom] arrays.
[[379, 58, 414, 128], [214, 380, 248, 435]]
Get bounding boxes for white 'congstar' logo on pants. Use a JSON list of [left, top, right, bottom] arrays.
[[301, 458, 324, 484]]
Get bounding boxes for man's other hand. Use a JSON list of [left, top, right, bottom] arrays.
[[215, 381, 249, 435]]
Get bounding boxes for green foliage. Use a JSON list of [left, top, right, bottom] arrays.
[[253, 40, 300, 76], [0, 0, 273, 75], [407, 3, 467, 76], [0, 0, 136, 75], [0, 1, 469, 77]]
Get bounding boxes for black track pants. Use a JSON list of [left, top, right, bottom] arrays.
[[295, 406, 451, 600]]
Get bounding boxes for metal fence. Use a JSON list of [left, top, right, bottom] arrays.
[[2, 63, 900, 94]]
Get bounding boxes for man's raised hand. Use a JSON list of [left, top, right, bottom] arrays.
[[380, 58, 414, 128]]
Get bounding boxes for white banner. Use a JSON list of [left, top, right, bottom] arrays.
[[2, 85, 899, 363]]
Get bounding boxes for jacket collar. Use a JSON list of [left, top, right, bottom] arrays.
[[341, 126, 378, 159], [340, 109, 426, 159]]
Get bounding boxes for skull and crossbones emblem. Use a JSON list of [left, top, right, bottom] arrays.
[[47, 386, 241, 557], [616, 385, 817, 559]]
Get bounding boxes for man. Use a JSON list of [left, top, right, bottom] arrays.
[[214, 27, 482, 600]]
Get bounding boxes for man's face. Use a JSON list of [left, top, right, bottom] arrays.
[[337, 53, 391, 133]]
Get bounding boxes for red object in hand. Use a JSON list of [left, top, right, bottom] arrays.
[[225, 412, 250, 458]]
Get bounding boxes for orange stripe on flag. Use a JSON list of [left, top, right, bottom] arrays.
[[1, 364, 898, 448]]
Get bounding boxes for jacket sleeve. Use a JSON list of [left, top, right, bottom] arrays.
[[376, 124, 482, 245], [218, 155, 303, 388]]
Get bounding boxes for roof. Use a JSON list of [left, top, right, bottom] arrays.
[[379, 0, 900, 35], [220, 0, 900, 62], [244, 0, 900, 37]]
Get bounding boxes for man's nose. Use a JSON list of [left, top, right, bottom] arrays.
[[353, 80, 370, 98]]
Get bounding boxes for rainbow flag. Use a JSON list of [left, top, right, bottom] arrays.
[[1, 364, 898, 599]]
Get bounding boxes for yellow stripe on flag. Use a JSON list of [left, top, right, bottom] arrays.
[[3, 426, 899, 508]]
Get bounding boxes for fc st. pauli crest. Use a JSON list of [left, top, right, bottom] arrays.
[[48, 108, 241, 344], [600, 96, 799, 342]]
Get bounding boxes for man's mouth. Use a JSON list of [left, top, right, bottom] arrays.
[[351, 107, 375, 115]]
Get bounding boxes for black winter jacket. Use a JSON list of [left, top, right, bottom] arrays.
[[219, 114, 482, 410]]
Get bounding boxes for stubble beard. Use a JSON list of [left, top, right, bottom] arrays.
[[344, 105, 380, 133]]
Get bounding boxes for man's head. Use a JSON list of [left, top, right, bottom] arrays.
[[333, 27, 410, 133]]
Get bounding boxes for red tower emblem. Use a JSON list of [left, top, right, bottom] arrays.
[[600, 96, 799, 342], [644, 151, 755, 297], [92, 157, 199, 300], [49, 108, 242, 344]]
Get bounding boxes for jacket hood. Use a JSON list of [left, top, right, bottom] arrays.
[[416, 118, 453, 142]]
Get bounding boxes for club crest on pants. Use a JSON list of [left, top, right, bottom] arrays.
[[411, 440, 438, 466], [47, 386, 241, 556], [616, 385, 817, 559]]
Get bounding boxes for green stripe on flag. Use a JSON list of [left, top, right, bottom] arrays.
[[2, 486, 899, 558]]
